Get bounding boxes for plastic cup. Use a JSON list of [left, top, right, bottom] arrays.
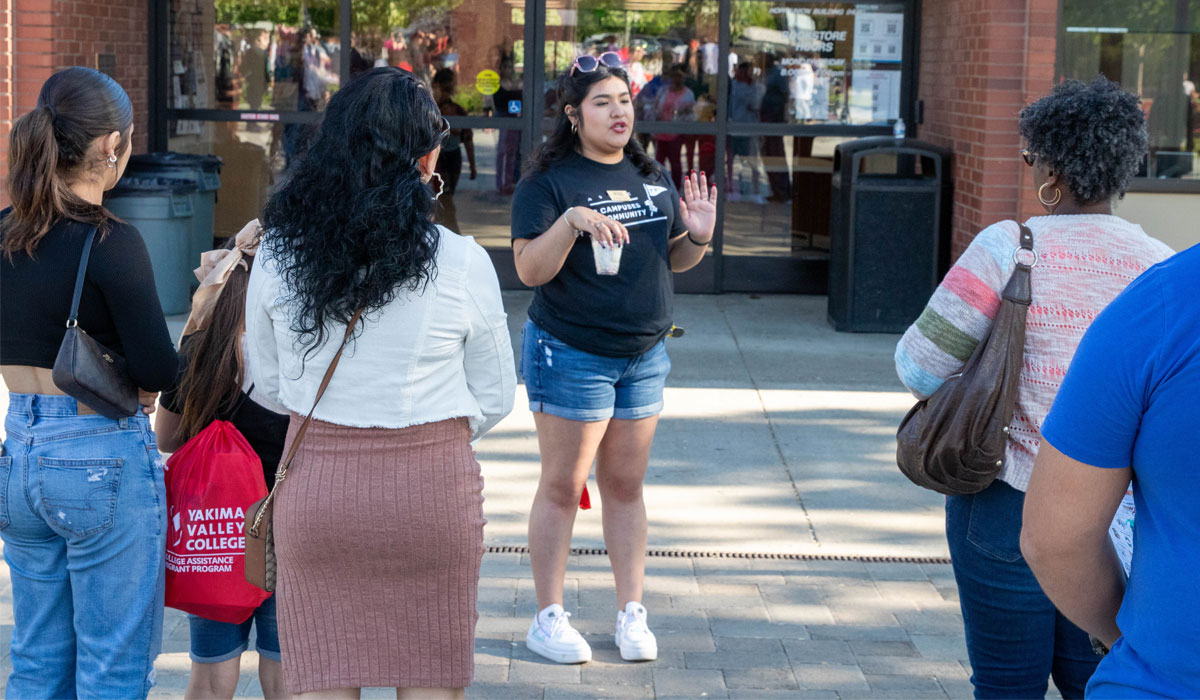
[[591, 238, 623, 275]]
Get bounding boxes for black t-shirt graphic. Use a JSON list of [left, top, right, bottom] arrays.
[[512, 153, 686, 357]]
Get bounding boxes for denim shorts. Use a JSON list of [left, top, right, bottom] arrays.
[[521, 319, 671, 422], [189, 594, 281, 663]]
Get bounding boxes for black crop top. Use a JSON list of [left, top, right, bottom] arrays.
[[0, 209, 181, 391]]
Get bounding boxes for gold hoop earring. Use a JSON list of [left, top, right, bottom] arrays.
[[1037, 183, 1061, 207]]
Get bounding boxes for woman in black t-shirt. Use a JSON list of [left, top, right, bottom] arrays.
[[0, 67, 179, 697], [154, 225, 289, 700], [511, 54, 717, 666]]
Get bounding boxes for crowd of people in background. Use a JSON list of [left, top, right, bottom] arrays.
[[1, 41, 1198, 700]]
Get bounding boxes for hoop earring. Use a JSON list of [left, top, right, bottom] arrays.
[[428, 172, 445, 200], [1037, 183, 1061, 207], [571, 121, 578, 135], [106, 154, 118, 168]]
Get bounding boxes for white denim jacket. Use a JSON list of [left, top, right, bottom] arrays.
[[245, 226, 516, 441]]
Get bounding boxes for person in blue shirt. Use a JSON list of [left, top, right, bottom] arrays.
[[1022, 243, 1200, 698]]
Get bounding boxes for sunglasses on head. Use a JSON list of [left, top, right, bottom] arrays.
[[437, 116, 451, 144], [571, 51, 623, 76]]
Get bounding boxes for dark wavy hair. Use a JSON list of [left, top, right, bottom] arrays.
[[261, 67, 443, 356], [1018, 77, 1147, 205], [525, 63, 659, 177], [2, 67, 133, 259]]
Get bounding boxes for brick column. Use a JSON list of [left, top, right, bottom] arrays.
[[1, 0, 148, 208], [917, 0, 1060, 258]]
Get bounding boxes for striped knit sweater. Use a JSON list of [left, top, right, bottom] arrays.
[[895, 215, 1173, 492]]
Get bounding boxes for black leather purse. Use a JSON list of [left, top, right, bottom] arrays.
[[51, 225, 140, 419]]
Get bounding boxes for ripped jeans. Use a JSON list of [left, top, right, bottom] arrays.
[[1, 394, 167, 699]]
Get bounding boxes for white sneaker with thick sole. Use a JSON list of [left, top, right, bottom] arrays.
[[615, 601, 658, 661], [526, 603, 592, 664]]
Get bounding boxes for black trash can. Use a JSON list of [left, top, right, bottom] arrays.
[[104, 177, 198, 315], [125, 152, 222, 275], [827, 137, 952, 333]]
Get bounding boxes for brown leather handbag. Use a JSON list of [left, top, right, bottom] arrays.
[[896, 224, 1034, 496], [245, 308, 363, 591]]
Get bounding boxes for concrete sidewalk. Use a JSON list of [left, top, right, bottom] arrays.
[[0, 292, 1002, 698]]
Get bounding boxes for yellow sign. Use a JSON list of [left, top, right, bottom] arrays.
[[475, 69, 500, 96]]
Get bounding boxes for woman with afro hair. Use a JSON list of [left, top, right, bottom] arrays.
[[894, 77, 1174, 698]]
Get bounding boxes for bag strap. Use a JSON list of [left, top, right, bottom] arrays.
[[278, 309, 363, 476], [249, 308, 363, 536], [66, 226, 100, 328], [1002, 223, 1036, 306]]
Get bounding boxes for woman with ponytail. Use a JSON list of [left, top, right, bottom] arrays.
[[0, 67, 180, 697], [245, 67, 515, 697], [512, 53, 717, 665]]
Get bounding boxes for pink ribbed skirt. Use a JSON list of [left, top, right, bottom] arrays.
[[273, 415, 484, 693]]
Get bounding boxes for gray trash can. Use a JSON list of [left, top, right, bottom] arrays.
[[104, 177, 197, 315], [126, 153, 222, 278], [827, 137, 952, 333]]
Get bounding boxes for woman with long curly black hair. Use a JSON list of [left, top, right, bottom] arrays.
[[512, 53, 717, 665], [896, 77, 1173, 697], [245, 67, 515, 698]]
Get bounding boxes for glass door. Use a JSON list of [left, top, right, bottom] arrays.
[[719, 0, 913, 292]]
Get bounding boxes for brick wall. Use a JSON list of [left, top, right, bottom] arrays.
[[917, 0, 1060, 257], [0, 0, 148, 208]]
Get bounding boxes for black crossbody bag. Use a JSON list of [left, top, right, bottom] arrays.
[[51, 226, 140, 419]]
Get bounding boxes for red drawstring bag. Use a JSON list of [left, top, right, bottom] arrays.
[[165, 420, 271, 623]]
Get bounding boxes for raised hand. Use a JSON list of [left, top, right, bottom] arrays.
[[679, 171, 718, 243]]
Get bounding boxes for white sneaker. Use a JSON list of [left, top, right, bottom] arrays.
[[615, 601, 658, 661], [526, 604, 592, 664]]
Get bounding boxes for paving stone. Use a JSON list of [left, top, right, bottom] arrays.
[[873, 580, 945, 607], [856, 656, 971, 678], [939, 676, 977, 700], [655, 627, 717, 652], [685, 637, 788, 670], [698, 582, 762, 597], [652, 668, 728, 698], [475, 636, 517, 665], [839, 690, 949, 699], [467, 682, 546, 699], [472, 662, 510, 683], [866, 672, 954, 691], [543, 683, 655, 699], [909, 633, 971, 661], [790, 662, 870, 691], [509, 658, 584, 684], [758, 583, 824, 605], [849, 639, 920, 657], [896, 609, 968, 635], [782, 639, 855, 665], [764, 601, 835, 626], [866, 561, 935, 581], [808, 624, 911, 642], [696, 574, 787, 587], [829, 605, 901, 627], [705, 606, 808, 639], [671, 592, 764, 610], [581, 665, 654, 686], [727, 691, 838, 699], [722, 666, 799, 690]]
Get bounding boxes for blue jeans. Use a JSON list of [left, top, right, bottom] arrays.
[[520, 320, 671, 422], [189, 595, 280, 663], [1, 394, 167, 699], [946, 479, 1099, 698]]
